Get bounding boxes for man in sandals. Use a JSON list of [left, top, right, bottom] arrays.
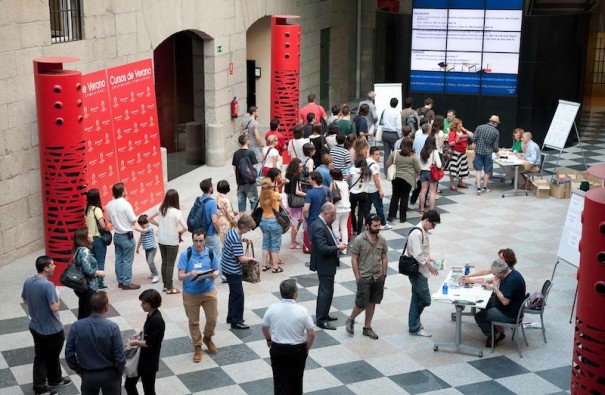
[[177, 229, 220, 362]]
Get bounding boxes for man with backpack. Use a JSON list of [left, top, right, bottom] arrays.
[[232, 135, 259, 212], [401, 97, 419, 131], [416, 97, 436, 126], [242, 106, 263, 162]]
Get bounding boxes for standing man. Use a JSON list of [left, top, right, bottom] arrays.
[[330, 134, 351, 172], [345, 215, 388, 340], [262, 279, 316, 395], [366, 147, 391, 230], [22, 256, 71, 395], [443, 109, 456, 137], [401, 97, 418, 131], [335, 105, 356, 136], [380, 98, 402, 175], [473, 115, 500, 194], [417, 97, 436, 125], [65, 291, 125, 395], [177, 229, 220, 362], [309, 203, 347, 330], [299, 93, 327, 124], [358, 91, 378, 132], [243, 106, 263, 162], [106, 182, 140, 290], [232, 134, 259, 212], [403, 210, 440, 337], [302, 172, 331, 227], [198, 178, 225, 282], [264, 118, 286, 153]]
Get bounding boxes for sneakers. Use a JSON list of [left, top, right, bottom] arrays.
[[381, 224, 392, 230], [362, 327, 379, 340], [48, 378, 71, 387], [203, 336, 217, 353], [345, 318, 355, 335], [410, 329, 432, 337], [34, 387, 57, 395], [151, 275, 159, 283], [476, 189, 482, 196], [193, 346, 202, 362], [98, 284, 109, 289], [482, 187, 491, 194]]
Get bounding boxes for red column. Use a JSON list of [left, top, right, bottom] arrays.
[[571, 186, 605, 393], [271, 15, 300, 164], [33, 58, 87, 284]]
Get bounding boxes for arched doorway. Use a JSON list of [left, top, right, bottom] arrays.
[[154, 30, 209, 180], [246, 17, 272, 126]]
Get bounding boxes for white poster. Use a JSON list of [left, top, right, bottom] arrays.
[[482, 53, 519, 74], [412, 30, 447, 51], [413, 8, 448, 30], [485, 10, 523, 31], [483, 32, 521, 53], [411, 50, 447, 72], [447, 9, 485, 30], [447, 30, 484, 52]]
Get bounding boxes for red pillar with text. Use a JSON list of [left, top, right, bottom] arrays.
[[571, 182, 605, 394], [271, 15, 300, 164], [33, 58, 87, 284]]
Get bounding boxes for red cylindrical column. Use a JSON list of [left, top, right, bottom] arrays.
[[571, 186, 605, 393], [271, 15, 300, 164], [34, 58, 87, 284]]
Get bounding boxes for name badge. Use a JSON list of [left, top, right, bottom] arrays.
[[194, 262, 202, 269]]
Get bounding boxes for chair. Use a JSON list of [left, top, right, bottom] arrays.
[[523, 152, 546, 192], [523, 279, 553, 343], [491, 294, 530, 358]]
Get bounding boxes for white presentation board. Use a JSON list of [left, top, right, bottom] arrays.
[[374, 83, 402, 122], [543, 100, 581, 150], [557, 189, 585, 268]]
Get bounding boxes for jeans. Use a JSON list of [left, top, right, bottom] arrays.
[[81, 367, 121, 395], [350, 192, 369, 234], [92, 236, 107, 287], [475, 307, 517, 336], [114, 233, 135, 285], [316, 274, 335, 326], [205, 233, 224, 280], [381, 131, 399, 174], [183, 290, 218, 346], [408, 273, 431, 333], [30, 329, 64, 393], [145, 248, 159, 277], [389, 178, 412, 221], [237, 183, 259, 212], [159, 244, 179, 289], [225, 273, 244, 324], [368, 191, 387, 226], [124, 371, 157, 395], [260, 218, 282, 252]]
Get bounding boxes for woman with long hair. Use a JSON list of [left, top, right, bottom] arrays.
[[330, 168, 351, 253], [446, 118, 473, 190], [287, 125, 309, 160], [216, 180, 238, 243], [348, 157, 371, 234], [309, 123, 325, 168], [72, 227, 105, 319], [84, 188, 110, 289], [352, 137, 369, 162], [419, 135, 442, 213], [148, 189, 187, 295], [386, 137, 420, 223], [511, 128, 524, 153], [284, 159, 306, 249], [259, 177, 284, 273]]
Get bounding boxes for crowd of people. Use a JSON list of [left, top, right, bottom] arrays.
[[21, 92, 534, 395]]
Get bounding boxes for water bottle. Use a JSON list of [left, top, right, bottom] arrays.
[[442, 282, 448, 295], [464, 263, 470, 276]]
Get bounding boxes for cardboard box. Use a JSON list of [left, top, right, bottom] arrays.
[[556, 167, 577, 178], [533, 179, 550, 198], [550, 178, 571, 199]]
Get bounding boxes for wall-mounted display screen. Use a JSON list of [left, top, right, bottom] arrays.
[[410, 0, 523, 96]]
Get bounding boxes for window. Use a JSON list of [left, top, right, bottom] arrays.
[[49, 0, 82, 43]]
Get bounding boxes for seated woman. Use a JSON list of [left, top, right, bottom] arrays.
[[461, 248, 517, 285], [511, 128, 524, 154]]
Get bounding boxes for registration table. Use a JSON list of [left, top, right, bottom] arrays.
[[494, 152, 528, 198], [432, 268, 493, 357]]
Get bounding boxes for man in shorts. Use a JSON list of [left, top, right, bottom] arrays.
[[345, 214, 388, 339], [472, 115, 500, 195]]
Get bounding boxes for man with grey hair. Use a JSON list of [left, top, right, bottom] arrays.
[[474, 259, 526, 347], [358, 91, 378, 131], [262, 279, 316, 395], [309, 202, 347, 330]]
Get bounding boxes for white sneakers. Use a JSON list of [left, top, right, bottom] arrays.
[[151, 275, 159, 283], [411, 329, 432, 337], [381, 224, 392, 230]]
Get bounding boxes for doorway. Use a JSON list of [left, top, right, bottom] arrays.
[[320, 28, 331, 110]]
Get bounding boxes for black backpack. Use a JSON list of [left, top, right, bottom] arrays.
[[405, 111, 418, 130], [238, 151, 257, 184], [186, 196, 211, 233], [186, 246, 214, 263]]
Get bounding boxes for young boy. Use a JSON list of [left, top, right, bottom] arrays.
[[136, 214, 159, 283]]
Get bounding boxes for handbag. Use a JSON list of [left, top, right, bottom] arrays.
[[331, 182, 342, 203], [241, 239, 260, 283], [288, 181, 305, 208], [429, 152, 444, 181], [375, 110, 385, 142], [60, 248, 89, 292], [95, 210, 112, 246], [386, 152, 398, 182], [273, 206, 291, 234], [251, 207, 263, 229], [398, 228, 423, 276], [124, 331, 142, 378]]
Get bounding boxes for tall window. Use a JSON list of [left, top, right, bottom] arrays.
[[49, 0, 82, 43]]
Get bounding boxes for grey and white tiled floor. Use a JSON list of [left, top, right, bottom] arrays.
[[1, 115, 604, 394]]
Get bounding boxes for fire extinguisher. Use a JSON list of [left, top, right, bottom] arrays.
[[231, 97, 238, 119]]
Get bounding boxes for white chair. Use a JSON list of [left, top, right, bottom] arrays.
[[491, 295, 530, 358], [523, 280, 553, 343]]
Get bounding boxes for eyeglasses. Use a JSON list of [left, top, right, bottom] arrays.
[[193, 239, 205, 244]]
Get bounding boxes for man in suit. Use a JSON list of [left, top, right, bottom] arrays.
[[309, 202, 347, 330]]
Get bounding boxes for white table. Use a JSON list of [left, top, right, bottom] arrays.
[[432, 269, 493, 357], [494, 156, 528, 198]]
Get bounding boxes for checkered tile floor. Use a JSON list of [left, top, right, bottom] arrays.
[[1, 116, 604, 394]]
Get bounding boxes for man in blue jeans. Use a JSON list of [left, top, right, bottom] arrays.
[[232, 135, 259, 212], [106, 183, 140, 290], [198, 178, 226, 282], [403, 210, 440, 337], [366, 147, 392, 230]]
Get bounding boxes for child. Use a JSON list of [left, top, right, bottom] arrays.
[[136, 214, 159, 283]]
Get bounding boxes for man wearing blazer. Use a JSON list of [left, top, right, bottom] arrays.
[[309, 202, 347, 330]]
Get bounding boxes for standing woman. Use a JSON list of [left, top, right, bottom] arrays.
[[261, 135, 282, 176], [124, 289, 165, 395], [330, 169, 351, 253], [221, 214, 257, 329], [259, 177, 284, 273], [284, 159, 306, 249], [216, 180, 238, 243], [348, 158, 371, 235], [386, 137, 420, 223], [446, 118, 473, 191], [354, 103, 371, 140], [351, 137, 369, 163], [418, 135, 442, 213], [433, 115, 445, 159], [72, 227, 105, 319], [148, 189, 187, 295], [308, 123, 325, 168], [84, 188, 109, 289]]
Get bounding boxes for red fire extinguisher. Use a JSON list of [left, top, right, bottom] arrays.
[[231, 97, 238, 119]]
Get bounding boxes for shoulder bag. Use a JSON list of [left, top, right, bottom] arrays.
[[398, 228, 424, 276], [288, 180, 305, 208], [241, 238, 260, 283], [95, 208, 112, 246], [330, 181, 342, 203], [375, 110, 385, 142], [386, 152, 398, 182], [251, 206, 263, 229], [124, 331, 143, 378], [60, 248, 89, 292], [429, 151, 444, 182], [273, 205, 291, 234]]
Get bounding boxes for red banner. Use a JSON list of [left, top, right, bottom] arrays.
[[82, 59, 164, 213]]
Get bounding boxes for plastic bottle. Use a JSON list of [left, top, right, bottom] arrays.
[[464, 263, 470, 275], [442, 282, 448, 295]]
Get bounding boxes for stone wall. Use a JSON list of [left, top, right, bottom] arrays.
[[0, 0, 371, 265]]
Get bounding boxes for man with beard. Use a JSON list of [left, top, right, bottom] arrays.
[[345, 214, 388, 340]]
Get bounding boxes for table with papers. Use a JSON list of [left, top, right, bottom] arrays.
[[494, 153, 528, 198], [432, 268, 493, 357]]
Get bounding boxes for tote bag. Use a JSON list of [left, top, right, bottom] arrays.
[[241, 239, 260, 283]]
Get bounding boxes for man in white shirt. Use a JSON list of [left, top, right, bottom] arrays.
[[106, 183, 140, 290], [517, 131, 542, 188], [367, 147, 391, 230], [380, 97, 402, 175], [262, 279, 315, 395]]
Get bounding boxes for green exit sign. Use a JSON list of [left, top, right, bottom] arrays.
[[217, 45, 222, 53]]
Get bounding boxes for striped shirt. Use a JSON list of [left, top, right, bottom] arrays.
[[221, 228, 244, 275], [140, 224, 157, 250], [330, 145, 351, 171]]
